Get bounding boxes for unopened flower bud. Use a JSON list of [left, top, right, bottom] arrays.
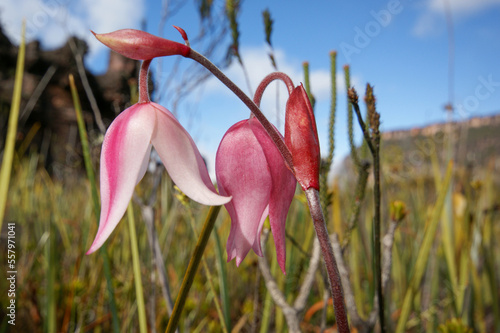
[[285, 84, 320, 190], [390, 200, 408, 223], [92, 28, 190, 60]]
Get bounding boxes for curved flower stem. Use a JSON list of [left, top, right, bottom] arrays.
[[165, 205, 222, 333], [187, 44, 349, 331], [305, 188, 350, 333], [253, 72, 295, 107], [187, 49, 294, 173], [139, 59, 152, 103]]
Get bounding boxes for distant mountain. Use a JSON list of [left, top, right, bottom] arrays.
[[340, 113, 500, 181], [382, 113, 500, 167]]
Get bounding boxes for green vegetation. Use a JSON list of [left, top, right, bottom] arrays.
[[1, 18, 499, 333], [2, 89, 499, 332]]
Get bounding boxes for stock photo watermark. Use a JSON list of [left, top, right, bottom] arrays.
[[340, 0, 404, 62], [456, 74, 500, 119], [1, 0, 69, 43], [5, 222, 17, 326], [384, 73, 499, 182]]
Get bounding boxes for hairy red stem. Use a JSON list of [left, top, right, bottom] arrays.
[[253, 72, 295, 107], [139, 59, 152, 103], [187, 49, 295, 174], [305, 188, 350, 333]]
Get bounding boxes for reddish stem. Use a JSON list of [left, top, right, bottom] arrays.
[[186, 48, 350, 332], [253, 72, 295, 107], [139, 59, 152, 103], [305, 188, 350, 333], [187, 49, 295, 173]]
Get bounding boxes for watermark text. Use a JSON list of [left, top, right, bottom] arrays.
[[6, 222, 17, 326]]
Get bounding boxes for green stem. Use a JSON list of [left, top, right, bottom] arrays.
[[373, 141, 384, 332], [214, 230, 231, 331], [127, 203, 148, 333], [303, 62, 315, 109], [166, 205, 222, 333], [185, 207, 229, 333], [349, 87, 384, 331], [344, 66, 360, 168], [342, 161, 370, 249], [46, 220, 56, 333], [99, 247, 121, 333], [0, 21, 25, 231], [326, 51, 337, 168], [70, 75, 99, 211], [69, 74, 120, 333], [395, 161, 454, 333]]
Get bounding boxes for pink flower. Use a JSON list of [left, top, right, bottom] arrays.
[[285, 85, 320, 190], [216, 118, 296, 273], [87, 101, 230, 254]]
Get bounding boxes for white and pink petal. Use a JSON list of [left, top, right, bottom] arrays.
[[151, 102, 230, 206], [87, 103, 156, 254]]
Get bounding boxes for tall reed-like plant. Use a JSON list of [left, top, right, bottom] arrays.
[[0, 22, 25, 231]]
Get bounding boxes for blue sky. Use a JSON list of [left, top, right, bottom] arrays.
[[2, 0, 500, 174]]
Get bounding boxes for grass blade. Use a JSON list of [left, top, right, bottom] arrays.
[[45, 220, 56, 333], [69, 74, 120, 333], [0, 21, 25, 232], [166, 205, 222, 333], [214, 228, 231, 331], [127, 203, 148, 333], [395, 161, 454, 333]]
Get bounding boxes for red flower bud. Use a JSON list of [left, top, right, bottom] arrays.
[[92, 28, 190, 60], [284, 84, 320, 190]]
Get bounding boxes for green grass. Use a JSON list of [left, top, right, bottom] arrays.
[[1, 140, 499, 332]]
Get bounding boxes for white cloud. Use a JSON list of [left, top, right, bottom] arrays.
[[191, 44, 363, 133], [427, 0, 500, 14], [412, 11, 442, 37], [203, 45, 337, 101], [197, 45, 363, 134], [413, 0, 500, 37], [0, 0, 144, 62]]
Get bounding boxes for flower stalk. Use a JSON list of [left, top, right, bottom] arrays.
[[187, 49, 294, 173], [127, 203, 148, 333], [348, 86, 384, 331], [166, 205, 222, 333], [305, 188, 350, 333], [0, 21, 25, 230], [70, 74, 120, 333], [188, 45, 349, 332], [139, 59, 152, 103], [91, 27, 352, 332]]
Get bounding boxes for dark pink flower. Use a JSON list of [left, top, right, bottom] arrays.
[[216, 118, 296, 273]]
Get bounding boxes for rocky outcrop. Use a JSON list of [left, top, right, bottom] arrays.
[[0, 24, 139, 178]]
